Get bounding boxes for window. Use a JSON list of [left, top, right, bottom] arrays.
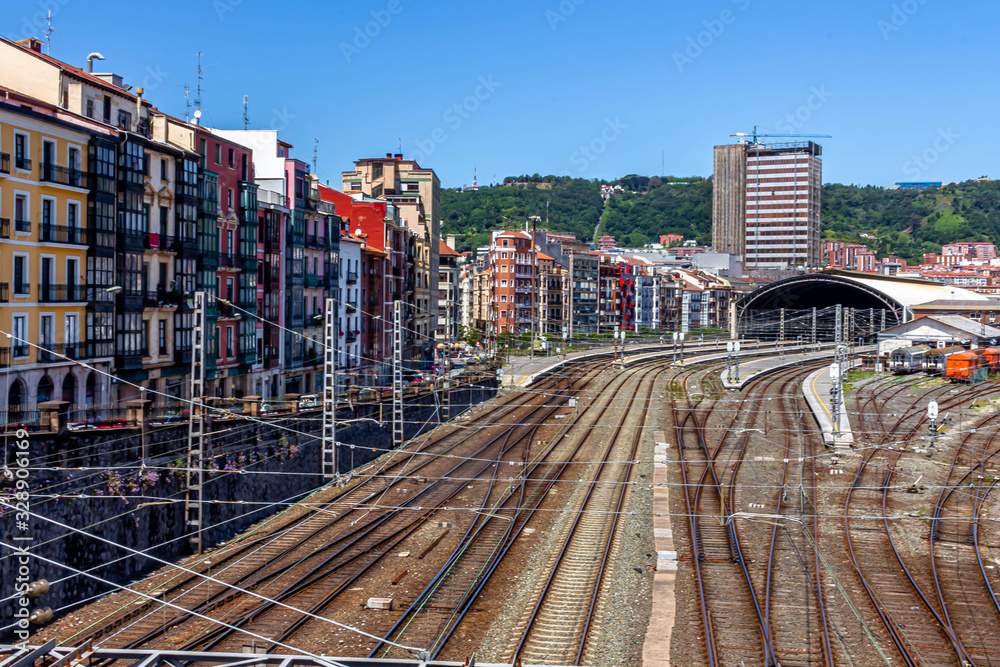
[[14, 133, 27, 169], [372, 163, 383, 179], [502, 239, 509, 247], [68, 146, 81, 172], [227, 230, 234, 256], [226, 327, 233, 357], [227, 148, 234, 169], [158, 320, 167, 355], [501, 279, 508, 287], [160, 206, 169, 232], [142, 204, 150, 233], [41, 198, 54, 228], [160, 158, 167, 180], [501, 295, 507, 302], [372, 184, 383, 198], [12, 316, 27, 357], [215, 143, 222, 164], [85, 99, 94, 118], [102, 96, 111, 123], [117, 109, 132, 131], [227, 189, 233, 209], [13, 256, 27, 294], [142, 320, 150, 355], [40, 315, 53, 348], [67, 202, 78, 229], [501, 252, 508, 259]]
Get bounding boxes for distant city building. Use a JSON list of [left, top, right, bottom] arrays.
[[895, 181, 942, 190], [713, 141, 823, 271], [942, 242, 997, 262], [660, 234, 683, 248], [597, 234, 617, 251]]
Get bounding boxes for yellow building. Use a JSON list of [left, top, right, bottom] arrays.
[[0, 90, 106, 419]]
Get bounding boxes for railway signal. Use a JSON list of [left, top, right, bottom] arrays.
[[927, 400, 939, 453], [829, 362, 842, 441]]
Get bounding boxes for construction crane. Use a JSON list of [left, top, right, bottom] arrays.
[[731, 125, 831, 144]]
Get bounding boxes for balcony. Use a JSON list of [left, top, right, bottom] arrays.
[[11, 283, 30, 298], [174, 347, 192, 365], [39, 284, 86, 302], [305, 274, 320, 288], [41, 163, 87, 188], [238, 254, 257, 271], [0, 153, 8, 173], [14, 218, 30, 234], [345, 301, 357, 314], [115, 352, 144, 370], [14, 156, 31, 171], [238, 351, 256, 366], [258, 188, 288, 209], [167, 234, 198, 255], [38, 344, 80, 363], [40, 224, 86, 245], [217, 254, 239, 269], [346, 271, 358, 284], [345, 331, 357, 343], [143, 289, 181, 309]]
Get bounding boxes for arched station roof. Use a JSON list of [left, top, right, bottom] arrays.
[[736, 270, 989, 322]]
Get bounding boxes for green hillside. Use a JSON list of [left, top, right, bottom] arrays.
[[440, 175, 1000, 264]]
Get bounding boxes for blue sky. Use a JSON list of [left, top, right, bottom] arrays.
[[3, 0, 993, 188]]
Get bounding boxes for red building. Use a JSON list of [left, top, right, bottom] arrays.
[[195, 129, 258, 397]]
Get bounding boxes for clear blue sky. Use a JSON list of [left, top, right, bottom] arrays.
[[3, 0, 993, 188]]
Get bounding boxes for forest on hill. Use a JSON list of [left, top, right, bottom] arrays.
[[440, 174, 1000, 264]]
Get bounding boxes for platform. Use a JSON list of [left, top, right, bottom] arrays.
[[720, 346, 837, 390], [802, 364, 856, 449]]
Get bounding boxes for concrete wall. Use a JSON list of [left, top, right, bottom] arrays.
[[0, 379, 495, 635]]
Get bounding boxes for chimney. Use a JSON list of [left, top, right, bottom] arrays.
[[15, 38, 45, 53], [386, 152, 392, 159], [394, 153, 403, 160], [447, 234, 457, 249]]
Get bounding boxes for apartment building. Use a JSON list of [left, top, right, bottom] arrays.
[[713, 140, 822, 271], [0, 92, 96, 417], [437, 240, 461, 346], [342, 154, 441, 365]]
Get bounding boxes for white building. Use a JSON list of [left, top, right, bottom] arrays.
[[338, 234, 363, 386]]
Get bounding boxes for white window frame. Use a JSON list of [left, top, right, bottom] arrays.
[[67, 142, 83, 172], [13, 189, 30, 234], [12, 252, 29, 295], [40, 253, 57, 284], [40, 194, 58, 229], [66, 199, 81, 231], [65, 313, 79, 346], [12, 131, 29, 171], [11, 313, 28, 358]]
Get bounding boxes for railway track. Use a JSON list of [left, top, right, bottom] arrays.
[[843, 378, 1000, 667], [52, 361, 608, 650], [368, 360, 667, 662]]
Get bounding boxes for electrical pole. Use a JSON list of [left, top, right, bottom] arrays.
[[322, 297, 337, 480], [779, 307, 785, 353], [393, 300, 404, 451], [811, 306, 817, 350], [186, 291, 207, 554]]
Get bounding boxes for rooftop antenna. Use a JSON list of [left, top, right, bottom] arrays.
[[195, 52, 203, 116], [398, 137, 402, 154], [183, 85, 190, 122], [43, 11, 54, 54], [242, 95, 249, 130], [313, 138, 318, 173]]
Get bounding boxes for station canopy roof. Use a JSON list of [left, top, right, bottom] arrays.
[[737, 269, 989, 321]]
